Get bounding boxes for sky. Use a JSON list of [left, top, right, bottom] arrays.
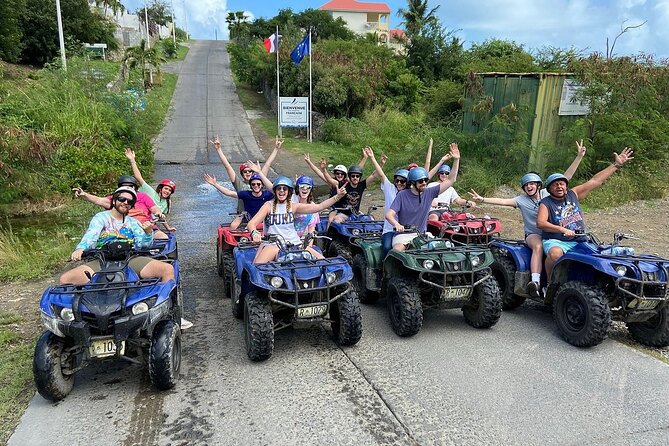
[[123, 0, 669, 58]]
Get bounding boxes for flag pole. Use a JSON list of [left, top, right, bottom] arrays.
[[276, 26, 282, 138], [308, 29, 312, 143]]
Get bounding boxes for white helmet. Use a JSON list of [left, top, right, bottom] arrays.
[[333, 164, 348, 175]]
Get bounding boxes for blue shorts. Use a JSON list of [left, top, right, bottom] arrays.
[[543, 239, 579, 255]]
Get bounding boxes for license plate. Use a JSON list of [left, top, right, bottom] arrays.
[[629, 298, 659, 310], [90, 338, 125, 358], [441, 287, 472, 299], [297, 305, 327, 318]]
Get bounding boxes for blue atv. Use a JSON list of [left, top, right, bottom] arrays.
[[490, 232, 669, 347], [33, 241, 183, 401], [233, 234, 362, 361], [317, 205, 384, 263]]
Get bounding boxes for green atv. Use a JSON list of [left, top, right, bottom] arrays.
[[352, 231, 502, 336]]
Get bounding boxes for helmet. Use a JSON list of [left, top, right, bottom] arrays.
[[249, 173, 262, 183], [158, 179, 176, 193], [333, 164, 348, 175], [117, 175, 138, 188], [394, 169, 409, 179], [520, 173, 542, 188], [407, 163, 419, 170], [239, 163, 250, 173], [348, 165, 363, 176], [296, 175, 314, 188], [112, 186, 137, 202], [438, 164, 451, 174], [407, 167, 429, 183], [545, 173, 568, 188], [272, 176, 294, 191]]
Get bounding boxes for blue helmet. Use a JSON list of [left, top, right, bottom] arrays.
[[296, 175, 314, 188], [394, 169, 409, 179], [407, 167, 429, 183], [520, 173, 542, 188], [545, 173, 568, 188], [438, 164, 451, 174], [272, 176, 294, 191], [249, 173, 262, 183]]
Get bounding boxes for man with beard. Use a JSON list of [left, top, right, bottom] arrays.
[[537, 147, 634, 280]]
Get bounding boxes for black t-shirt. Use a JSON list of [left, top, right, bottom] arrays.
[[332, 179, 367, 213]]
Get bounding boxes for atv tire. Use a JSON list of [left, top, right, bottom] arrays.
[[244, 292, 274, 361], [463, 273, 502, 328], [352, 254, 379, 304], [490, 257, 525, 310], [231, 277, 244, 320], [221, 251, 235, 299], [331, 289, 363, 346], [33, 331, 74, 402], [149, 320, 182, 390], [387, 276, 423, 337], [553, 281, 611, 347], [216, 241, 224, 277], [328, 240, 353, 264], [627, 305, 669, 347]]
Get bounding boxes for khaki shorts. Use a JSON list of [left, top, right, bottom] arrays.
[[85, 256, 153, 276]]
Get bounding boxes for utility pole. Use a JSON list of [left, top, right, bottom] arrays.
[[215, 29, 218, 41], [143, 0, 150, 48], [181, 0, 189, 39], [170, 0, 176, 44], [55, 0, 67, 70]]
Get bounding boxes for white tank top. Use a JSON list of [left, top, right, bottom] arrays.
[[264, 202, 301, 246]]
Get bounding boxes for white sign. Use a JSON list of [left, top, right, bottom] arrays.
[[279, 97, 309, 128], [558, 79, 590, 116]]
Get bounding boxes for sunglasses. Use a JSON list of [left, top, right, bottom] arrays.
[[334, 172, 345, 176], [439, 172, 449, 175], [116, 196, 135, 205], [275, 186, 290, 192], [250, 182, 262, 187], [394, 178, 406, 184], [416, 178, 428, 184], [299, 185, 312, 191], [242, 169, 253, 174], [349, 174, 361, 179]]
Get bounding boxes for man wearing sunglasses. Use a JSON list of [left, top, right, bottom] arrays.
[[386, 144, 461, 251], [60, 187, 175, 286]]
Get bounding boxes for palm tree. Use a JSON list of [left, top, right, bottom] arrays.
[[226, 10, 248, 40], [396, 0, 440, 36], [123, 39, 165, 88]]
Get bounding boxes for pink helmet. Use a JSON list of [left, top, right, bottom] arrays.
[[158, 179, 176, 193]]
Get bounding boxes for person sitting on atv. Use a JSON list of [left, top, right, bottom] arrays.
[[211, 134, 281, 215], [385, 144, 461, 251], [537, 147, 634, 281], [60, 186, 175, 286], [292, 175, 321, 241], [427, 164, 475, 221], [74, 175, 169, 240], [468, 140, 588, 298], [124, 147, 177, 232], [204, 160, 274, 229], [248, 177, 347, 264]]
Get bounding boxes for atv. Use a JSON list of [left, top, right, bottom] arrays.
[[490, 231, 669, 348], [233, 233, 362, 361], [317, 205, 384, 263], [216, 212, 262, 299], [33, 241, 183, 402], [427, 203, 502, 245], [352, 229, 502, 336]]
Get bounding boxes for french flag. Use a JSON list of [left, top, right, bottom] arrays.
[[263, 33, 279, 53]]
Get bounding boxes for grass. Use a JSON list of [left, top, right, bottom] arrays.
[[0, 312, 35, 445], [175, 43, 189, 61], [234, 81, 270, 111]]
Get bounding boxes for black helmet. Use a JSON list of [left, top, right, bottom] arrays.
[[117, 175, 138, 188], [348, 165, 363, 176]]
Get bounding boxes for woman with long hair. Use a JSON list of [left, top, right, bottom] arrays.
[[292, 175, 321, 241]]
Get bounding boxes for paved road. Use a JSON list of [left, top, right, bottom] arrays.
[[10, 41, 669, 446]]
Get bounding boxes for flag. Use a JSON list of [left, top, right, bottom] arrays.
[[263, 33, 278, 53], [290, 34, 310, 64]]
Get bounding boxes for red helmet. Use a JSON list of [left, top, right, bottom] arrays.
[[239, 163, 250, 173], [158, 179, 176, 193], [407, 163, 419, 170]]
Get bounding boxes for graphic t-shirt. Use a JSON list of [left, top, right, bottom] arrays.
[[264, 202, 301, 245], [427, 182, 459, 209], [237, 190, 273, 218], [388, 185, 441, 232], [76, 211, 154, 250], [514, 189, 549, 236], [139, 183, 169, 215], [106, 191, 157, 223], [332, 179, 367, 213], [540, 190, 587, 242]]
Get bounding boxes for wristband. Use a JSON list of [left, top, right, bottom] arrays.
[[251, 229, 260, 236]]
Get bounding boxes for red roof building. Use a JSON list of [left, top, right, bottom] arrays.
[[319, 0, 391, 13]]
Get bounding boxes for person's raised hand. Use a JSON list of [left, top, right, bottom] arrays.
[[72, 187, 84, 198], [275, 136, 284, 149], [319, 158, 327, 170], [363, 146, 374, 158], [335, 182, 348, 197], [449, 142, 460, 159], [124, 147, 136, 161], [576, 139, 587, 158], [469, 189, 483, 202], [203, 173, 217, 185], [304, 153, 311, 163], [380, 153, 388, 165], [614, 147, 634, 167], [245, 160, 261, 172], [209, 135, 221, 149]]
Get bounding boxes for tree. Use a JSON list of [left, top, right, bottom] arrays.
[[123, 39, 165, 88], [0, 0, 26, 63], [396, 0, 440, 36], [137, 0, 172, 38], [226, 11, 249, 40]]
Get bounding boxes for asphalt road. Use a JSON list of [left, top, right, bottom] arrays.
[[9, 41, 669, 446]]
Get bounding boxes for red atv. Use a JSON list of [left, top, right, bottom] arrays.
[[427, 205, 502, 245], [216, 215, 263, 299]]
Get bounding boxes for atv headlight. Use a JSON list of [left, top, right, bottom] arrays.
[[131, 302, 149, 315], [614, 265, 628, 276], [326, 272, 337, 284], [471, 256, 481, 267], [270, 276, 284, 288], [423, 259, 435, 269], [238, 236, 249, 243], [351, 228, 361, 236], [302, 251, 313, 260], [60, 307, 75, 322], [486, 224, 495, 232]]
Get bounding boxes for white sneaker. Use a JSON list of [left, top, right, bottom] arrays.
[[180, 318, 193, 330]]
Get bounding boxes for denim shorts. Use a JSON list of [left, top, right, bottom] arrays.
[[542, 239, 579, 255]]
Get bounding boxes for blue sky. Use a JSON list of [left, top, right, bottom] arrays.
[[123, 0, 668, 58]]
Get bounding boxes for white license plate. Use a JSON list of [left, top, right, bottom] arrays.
[[629, 298, 659, 310], [441, 287, 472, 299], [90, 338, 125, 358], [297, 305, 327, 318]]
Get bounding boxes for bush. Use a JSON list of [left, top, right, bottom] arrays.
[[423, 79, 463, 123]]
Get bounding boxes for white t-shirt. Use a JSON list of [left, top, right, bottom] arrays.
[[381, 178, 398, 234], [427, 182, 459, 209]]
